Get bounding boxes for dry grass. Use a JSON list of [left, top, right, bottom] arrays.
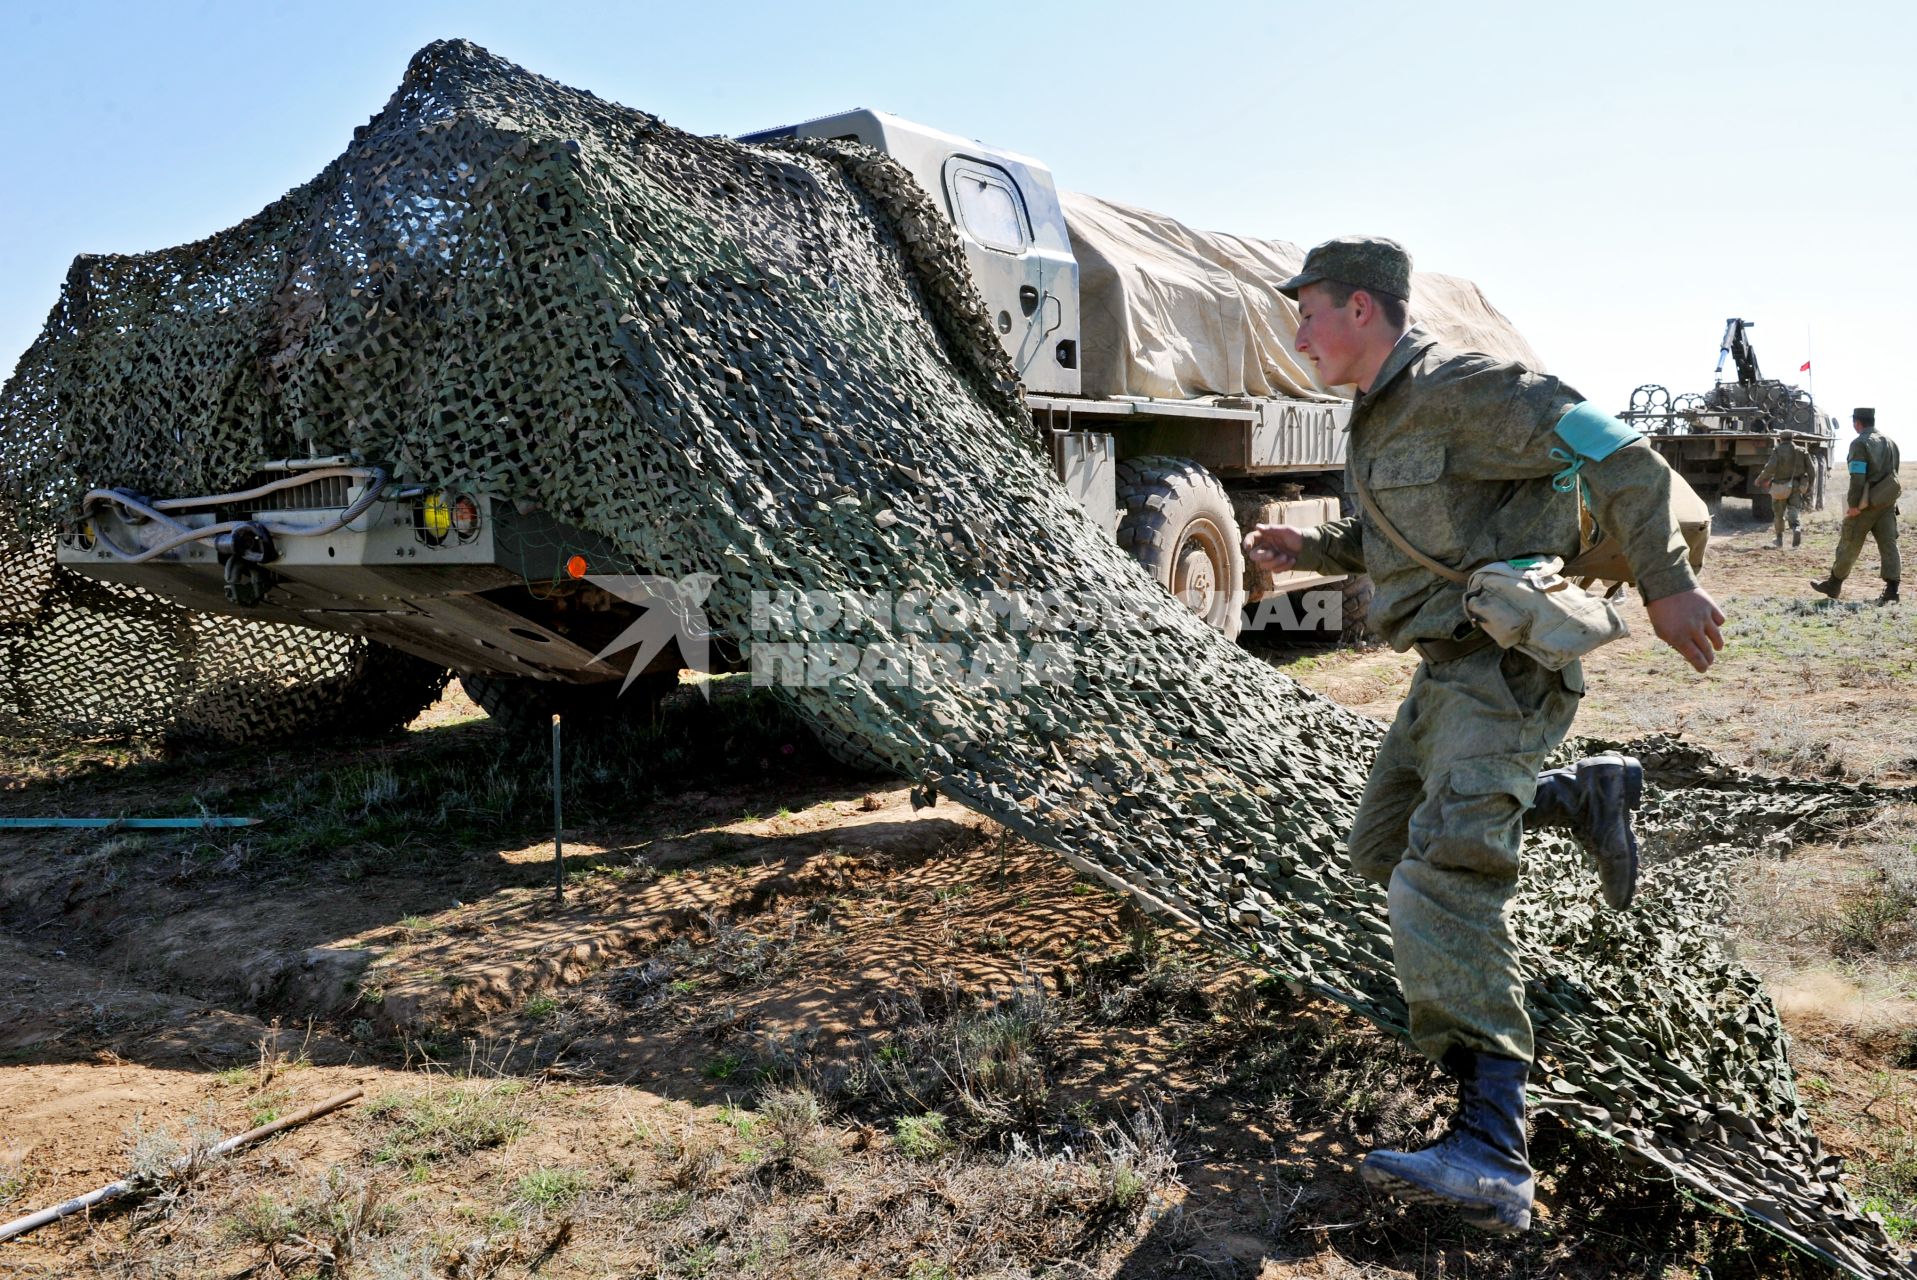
[[223, 1168, 394, 1276], [2, 843, 1865, 1280], [362, 1079, 532, 1170], [12, 513, 1917, 1277], [1724, 802, 1917, 1245], [13, 1076, 1181, 1280]]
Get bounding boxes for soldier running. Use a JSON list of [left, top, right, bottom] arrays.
[[1245, 236, 1725, 1234], [1753, 432, 1814, 548], [1811, 408, 1902, 604]]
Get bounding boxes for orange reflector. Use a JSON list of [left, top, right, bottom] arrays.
[[450, 495, 481, 537], [565, 555, 588, 580]]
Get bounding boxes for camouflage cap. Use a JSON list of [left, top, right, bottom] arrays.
[[1277, 235, 1412, 302], [1854, 407, 1876, 426]]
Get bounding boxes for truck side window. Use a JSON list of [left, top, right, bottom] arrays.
[[946, 161, 1029, 254]]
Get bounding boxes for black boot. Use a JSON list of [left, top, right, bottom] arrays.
[[1879, 580, 1901, 605], [1810, 576, 1843, 600], [1361, 1050, 1534, 1233], [1792, 528, 1802, 548], [1529, 754, 1641, 910]]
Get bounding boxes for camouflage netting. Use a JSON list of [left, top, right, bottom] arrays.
[[0, 560, 448, 742], [0, 40, 1909, 1276]]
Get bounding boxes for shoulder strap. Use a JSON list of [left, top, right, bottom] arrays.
[[1350, 461, 1470, 586]]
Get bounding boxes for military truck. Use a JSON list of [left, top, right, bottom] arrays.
[[738, 111, 1386, 644], [1625, 319, 1838, 521], [55, 109, 1539, 725]]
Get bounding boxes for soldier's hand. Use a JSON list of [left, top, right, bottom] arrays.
[[1846, 506, 1862, 518], [1243, 523, 1305, 572], [1646, 587, 1726, 673]]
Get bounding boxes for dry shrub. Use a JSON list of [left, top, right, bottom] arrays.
[[654, 1119, 731, 1195], [664, 908, 803, 988], [121, 1108, 227, 1228], [1822, 827, 1917, 960], [363, 1080, 530, 1168], [856, 972, 1061, 1136], [755, 1084, 837, 1182], [800, 1103, 1179, 1275], [1195, 982, 1438, 1148], [227, 1168, 391, 1275], [609, 1095, 1178, 1279], [1073, 923, 1208, 1025]]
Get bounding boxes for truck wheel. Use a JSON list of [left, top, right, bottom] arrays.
[[1750, 491, 1774, 522], [1116, 456, 1246, 640], [1340, 575, 1376, 645], [460, 672, 678, 737]]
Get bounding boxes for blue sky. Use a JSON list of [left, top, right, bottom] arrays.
[[3, 0, 1911, 439]]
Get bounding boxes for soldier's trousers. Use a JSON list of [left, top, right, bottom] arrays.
[[1347, 645, 1583, 1066], [1771, 490, 1804, 537], [1830, 505, 1901, 582]]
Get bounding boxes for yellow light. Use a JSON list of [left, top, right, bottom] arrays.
[[420, 493, 452, 540]]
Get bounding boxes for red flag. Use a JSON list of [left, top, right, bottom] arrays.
[[1800, 360, 1812, 372]]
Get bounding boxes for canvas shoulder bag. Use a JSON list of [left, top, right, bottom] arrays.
[[1351, 464, 1628, 671]]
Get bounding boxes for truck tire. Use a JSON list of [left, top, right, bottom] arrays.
[[1116, 456, 1246, 640], [461, 671, 678, 737], [1340, 575, 1376, 645], [1750, 491, 1774, 522]]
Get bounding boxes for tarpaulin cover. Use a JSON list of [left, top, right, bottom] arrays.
[[1063, 189, 1543, 401]]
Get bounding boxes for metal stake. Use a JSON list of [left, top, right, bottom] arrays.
[[552, 713, 565, 905]]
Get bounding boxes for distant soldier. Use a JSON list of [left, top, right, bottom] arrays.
[[1752, 432, 1812, 548], [1810, 408, 1901, 604]]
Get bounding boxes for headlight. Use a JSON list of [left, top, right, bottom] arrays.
[[416, 493, 452, 544]]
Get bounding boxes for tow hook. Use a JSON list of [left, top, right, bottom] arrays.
[[220, 521, 280, 606]]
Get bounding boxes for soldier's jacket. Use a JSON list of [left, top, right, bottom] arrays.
[[1755, 437, 1813, 488], [1294, 327, 1697, 652], [1847, 424, 1902, 509]]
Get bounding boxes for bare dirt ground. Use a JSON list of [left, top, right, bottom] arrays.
[[3, 488, 1915, 1279]]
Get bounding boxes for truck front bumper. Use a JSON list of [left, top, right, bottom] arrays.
[[55, 463, 662, 683]]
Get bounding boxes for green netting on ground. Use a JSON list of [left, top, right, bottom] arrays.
[[0, 40, 1908, 1276], [0, 560, 446, 742]]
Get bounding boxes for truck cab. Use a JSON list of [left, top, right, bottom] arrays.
[[742, 110, 1357, 640], [739, 110, 1083, 398]]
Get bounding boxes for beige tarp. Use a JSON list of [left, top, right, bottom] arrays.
[[1061, 190, 1543, 402]]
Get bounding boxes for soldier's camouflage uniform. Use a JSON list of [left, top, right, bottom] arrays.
[[1828, 423, 1902, 584], [1292, 328, 1697, 1066], [1753, 436, 1813, 541]]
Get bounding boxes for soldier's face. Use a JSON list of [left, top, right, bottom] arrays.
[[1294, 283, 1362, 386]]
